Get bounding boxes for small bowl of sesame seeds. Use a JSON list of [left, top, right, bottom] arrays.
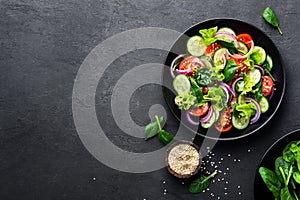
[[165, 140, 202, 178]]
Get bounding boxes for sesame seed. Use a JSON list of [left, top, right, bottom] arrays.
[[239, 192, 242, 195], [217, 179, 220, 182], [163, 180, 166, 184], [223, 172, 227, 175], [213, 180, 215, 183], [164, 189, 167, 192], [163, 192, 166, 195], [225, 193, 227, 195], [234, 159, 237, 162], [207, 147, 210, 149], [217, 197, 220, 199], [92, 177, 96, 181], [224, 187, 227, 190], [248, 149, 251, 152], [218, 170, 222, 173], [182, 182, 185, 185], [225, 181, 229, 184], [221, 178, 224, 180], [237, 185, 241, 188], [226, 167, 230, 171], [212, 153, 215, 156], [207, 188, 210, 191], [220, 158, 223, 160], [215, 166, 218, 168], [218, 161, 221, 164], [228, 154, 231, 157], [238, 159, 241, 162]]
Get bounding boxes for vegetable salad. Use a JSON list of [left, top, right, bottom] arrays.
[[170, 26, 275, 132]]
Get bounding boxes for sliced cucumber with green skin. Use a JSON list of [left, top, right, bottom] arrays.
[[232, 115, 250, 130], [187, 36, 206, 56], [235, 80, 245, 93], [201, 112, 216, 129], [251, 46, 266, 65], [218, 27, 236, 36], [266, 55, 273, 71], [173, 75, 191, 95], [213, 48, 227, 70], [200, 56, 213, 69], [237, 41, 248, 55], [259, 96, 269, 113], [248, 69, 262, 85]]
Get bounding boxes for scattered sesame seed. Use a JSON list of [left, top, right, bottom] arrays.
[[225, 193, 227, 195], [223, 172, 227, 175], [237, 185, 241, 188], [238, 159, 241, 162], [224, 187, 227, 190], [248, 149, 251, 152], [220, 158, 224, 161], [213, 180, 215, 183], [143, 198, 146, 200], [217, 179, 220, 182], [225, 181, 229, 184], [182, 182, 185, 185], [163, 192, 166, 195], [226, 167, 230, 171], [164, 189, 167, 192], [207, 147, 210, 149], [239, 192, 242, 195], [209, 156, 212, 159], [234, 159, 237, 162], [212, 153, 215, 156], [215, 166, 218, 168], [218, 161, 221, 164], [163, 180, 166, 184], [217, 197, 220, 199], [228, 154, 231, 157], [92, 177, 96, 181], [203, 190, 205, 193], [218, 170, 222, 173], [207, 188, 210, 191], [221, 178, 224, 181]]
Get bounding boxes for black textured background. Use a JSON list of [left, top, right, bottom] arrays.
[[1, 0, 299, 199]]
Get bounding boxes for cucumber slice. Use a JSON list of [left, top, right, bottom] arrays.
[[237, 41, 248, 55], [266, 55, 273, 71], [248, 69, 262, 85], [218, 27, 236, 36], [200, 56, 213, 69], [214, 109, 220, 122], [215, 32, 236, 44], [187, 36, 206, 56], [173, 75, 191, 95], [201, 112, 216, 129], [232, 115, 250, 130], [259, 96, 269, 113], [213, 48, 227, 70], [251, 46, 266, 65]]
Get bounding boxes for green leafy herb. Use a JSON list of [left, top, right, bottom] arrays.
[[223, 59, 239, 82], [194, 68, 213, 86], [144, 116, 163, 140], [235, 102, 257, 118], [155, 115, 173, 144], [199, 27, 218, 46], [188, 171, 217, 193], [175, 91, 197, 110], [210, 67, 225, 82], [216, 40, 237, 54], [203, 87, 226, 112], [262, 7, 283, 35], [189, 77, 203, 102], [253, 80, 263, 101], [259, 167, 282, 198]]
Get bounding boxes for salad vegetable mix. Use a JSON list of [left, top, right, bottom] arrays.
[[171, 26, 275, 132]]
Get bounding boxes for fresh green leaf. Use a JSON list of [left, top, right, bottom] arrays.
[[280, 187, 294, 200], [253, 80, 263, 101], [293, 171, 300, 184], [194, 68, 213, 86], [203, 87, 226, 111], [210, 67, 225, 81], [157, 130, 173, 144], [223, 60, 239, 82], [175, 91, 197, 110], [188, 171, 217, 193], [199, 27, 218, 46], [216, 40, 237, 54], [190, 77, 203, 102], [144, 116, 163, 140], [235, 102, 257, 118], [275, 157, 292, 184], [259, 166, 281, 198], [263, 7, 283, 35], [241, 72, 258, 95]]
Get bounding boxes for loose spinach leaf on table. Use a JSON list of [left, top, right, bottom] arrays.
[[188, 171, 217, 193], [262, 7, 283, 35], [158, 130, 173, 145], [144, 116, 163, 140]]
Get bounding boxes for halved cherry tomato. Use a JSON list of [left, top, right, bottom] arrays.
[[229, 56, 246, 65], [179, 56, 203, 71], [214, 110, 232, 132], [234, 64, 249, 79], [236, 33, 253, 49], [188, 102, 209, 117], [201, 86, 209, 94], [205, 43, 222, 59], [262, 76, 274, 96]]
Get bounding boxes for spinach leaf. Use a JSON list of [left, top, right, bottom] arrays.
[[283, 141, 297, 163], [280, 187, 294, 200], [144, 116, 163, 140], [158, 130, 173, 145], [223, 60, 239, 82], [216, 40, 237, 54], [188, 171, 217, 193], [199, 27, 218, 46], [253, 80, 263, 101], [275, 156, 291, 183], [190, 77, 203, 102], [259, 167, 281, 198], [195, 68, 213, 86], [293, 171, 300, 184], [262, 7, 283, 35]]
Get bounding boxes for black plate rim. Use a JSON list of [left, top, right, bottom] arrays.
[[253, 129, 300, 199], [162, 18, 286, 141]]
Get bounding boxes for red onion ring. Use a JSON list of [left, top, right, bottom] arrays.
[[170, 54, 185, 78], [199, 106, 214, 123], [245, 97, 261, 124], [254, 65, 265, 75], [269, 87, 275, 100], [190, 56, 206, 68], [232, 76, 244, 94], [185, 112, 199, 126], [215, 31, 240, 48], [220, 82, 237, 97], [219, 85, 230, 104], [227, 40, 254, 59], [176, 67, 193, 75]]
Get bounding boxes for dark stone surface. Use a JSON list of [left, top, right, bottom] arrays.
[[0, 0, 300, 199]]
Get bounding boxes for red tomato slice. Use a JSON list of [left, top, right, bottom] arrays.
[[179, 56, 203, 71], [236, 34, 253, 49], [214, 110, 232, 132], [205, 43, 222, 59], [188, 102, 209, 117], [262, 76, 274, 96]]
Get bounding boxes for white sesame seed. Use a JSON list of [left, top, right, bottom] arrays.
[[223, 172, 227, 175], [217, 197, 220, 199], [209, 156, 212, 159], [239, 192, 242, 195], [225, 181, 229, 184], [224, 187, 227, 190], [234, 159, 237, 162], [228, 154, 231, 157], [213, 180, 215, 183], [238, 185, 241, 188], [92, 177, 96, 181], [217, 179, 220, 182], [212, 153, 215, 156], [225, 193, 227, 195], [203, 190, 205, 193], [218, 170, 222, 173], [220, 158, 223, 160], [163, 180, 166, 184], [182, 182, 185, 185], [248, 149, 251, 152], [226, 167, 230, 171], [215, 166, 218, 168], [221, 178, 224, 180], [207, 188, 210, 191], [143, 198, 146, 200], [207, 147, 210, 149], [218, 161, 221, 164], [238, 159, 241, 162], [164, 189, 167, 192], [163, 192, 166, 195]]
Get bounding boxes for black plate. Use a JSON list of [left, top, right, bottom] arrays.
[[162, 18, 285, 140], [254, 129, 300, 199]]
